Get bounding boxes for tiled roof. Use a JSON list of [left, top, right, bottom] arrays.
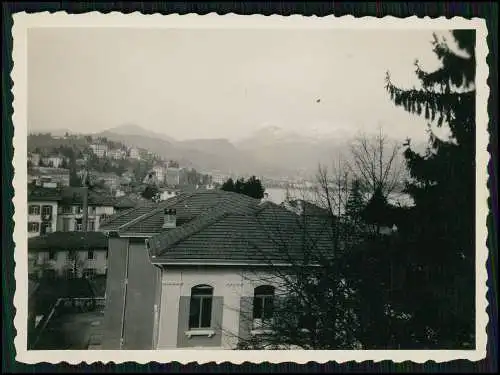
[[60, 187, 116, 206], [28, 167, 70, 176], [28, 231, 108, 251], [149, 203, 338, 265], [100, 190, 260, 234], [27, 186, 116, 206], [27, 186, 62, 202], [113, 196, 142, 209], [287, 199, 332, 216]]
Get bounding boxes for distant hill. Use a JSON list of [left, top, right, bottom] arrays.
[[28, 124, 427, 180], [95, 129, 288, 176], [99, 124, 177, 143]]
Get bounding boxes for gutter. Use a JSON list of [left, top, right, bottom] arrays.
[[149, 259, 322, 267]]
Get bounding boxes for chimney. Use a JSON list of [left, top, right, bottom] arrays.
[[297, 200, 304, 215], [162, 208, 177, 229], [260, 192, 269, 205]]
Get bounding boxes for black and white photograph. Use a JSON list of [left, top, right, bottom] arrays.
[[12, 12, 489, 364]]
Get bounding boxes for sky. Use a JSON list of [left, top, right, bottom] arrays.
[[28, 27, 451, 142]]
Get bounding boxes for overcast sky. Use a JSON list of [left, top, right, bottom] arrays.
[[28, 27, 450, 142]]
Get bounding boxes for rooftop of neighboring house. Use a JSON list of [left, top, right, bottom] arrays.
[[27, 186, 116, 206], [147, 196, 337, 266], [100, 189, 264, 235], [60, 187, 116, 207], [27, 186, 62, 202], [282, 199, 333, 217], [113, 196, 143, 210], [100, 189, 338, 265], [28, 231, 108, 252], [28, 167, 70, 176]]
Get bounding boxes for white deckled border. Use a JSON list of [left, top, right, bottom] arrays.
[[11, 12, 490, 365]]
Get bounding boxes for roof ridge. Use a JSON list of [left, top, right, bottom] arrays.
[[100, 204, 146, 227], [118, 192, 197, 232], [151, 208, 233, 256]]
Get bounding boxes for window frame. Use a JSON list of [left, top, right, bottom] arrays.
[[41, 205, 52, 217], [28, 222, 40, 233], [28, 205, 40, 215], [87, 250, 95, 260], [188, 284, 214, 330], [61, 205, 73, 214], [75, 218, 83, 231], [253, 285, 275, 325]]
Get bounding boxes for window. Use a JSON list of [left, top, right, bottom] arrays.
[[62, 205, 72, 214], [253, 285, 275, 329], [189, 285, 214, 329], [75, 218, 83, 231], [87, 250, 94, 260], [41, 205, 52, 217], [28, 205, 40, 215], [87, 219, 95, 231], [28, 222, 40, 233], [48, 251, 56, 260]]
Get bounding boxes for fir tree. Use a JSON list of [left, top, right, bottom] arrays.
[[385, 30, 476, 348]]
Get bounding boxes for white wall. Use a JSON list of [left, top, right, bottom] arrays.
[[27, 201, 58, 238], [157, 267, 281, 350], [29, 249, 108, 278], [57, 205, 115, 231]]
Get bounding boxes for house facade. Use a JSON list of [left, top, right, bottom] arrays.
[[28, 152, 41, 167], [28, 167, 70, 188], [41, 155, 65, 168], [57, 188, 116, 232], [128, 147, 140, 159], [152, 165, 166, 185], [100, 190, 335, 350], [90, 143, 109, 158], [27, 188, 60, 238], [28, 232, 108, 279], [109, 149, 126, 160]]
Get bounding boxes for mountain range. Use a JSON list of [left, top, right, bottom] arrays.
[[35, 124, 425, 179]]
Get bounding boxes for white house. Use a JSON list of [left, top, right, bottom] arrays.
[[152, 165, 166, 185], [28, 232, 108, 279], [109, 149, 126, 160], [28, 167, 70, 188], [27, 187, 61, 238], [128, 147, 141, 159], [41, 155, 65, 168], [100, 190, 336, 350], [165, 167, 180, 186], [57, 188, 116, 232], [28, 153, 41, 166], [90, 143, 109, 158]]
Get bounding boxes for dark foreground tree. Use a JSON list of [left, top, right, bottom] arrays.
[[221, 176, 265, 199], [385, 30, 476, 348], [221, 178, 235, 192]]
